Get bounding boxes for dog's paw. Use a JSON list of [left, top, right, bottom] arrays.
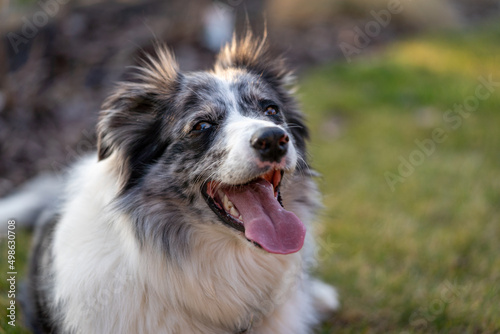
[[311, 279, 340, 315]]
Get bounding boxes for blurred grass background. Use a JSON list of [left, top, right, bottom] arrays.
[[1, 0, 500, 333], [304, 21, 500, 333]]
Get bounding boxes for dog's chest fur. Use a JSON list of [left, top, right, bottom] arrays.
[[49, 156, 315, 334]]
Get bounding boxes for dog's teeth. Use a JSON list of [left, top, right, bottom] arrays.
[[230, 207, 240, 218], [238, 215, 243, 221], [223, 194, 228, 208], [223, 194, 234, 211], [217, 189, 224, 199]]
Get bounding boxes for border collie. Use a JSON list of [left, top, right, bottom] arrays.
[[17, 31, 339, 333]]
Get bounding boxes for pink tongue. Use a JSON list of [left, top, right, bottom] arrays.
[[225, 179, 306, 255]]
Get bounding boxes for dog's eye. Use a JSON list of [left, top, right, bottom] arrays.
[[264, 106, 278, 116], [192, 121, 212, 132]]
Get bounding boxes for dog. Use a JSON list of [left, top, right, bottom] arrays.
[[12, 31, 339, 333]]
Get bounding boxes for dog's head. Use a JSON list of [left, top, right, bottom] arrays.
[[97, 32, 311, 255]]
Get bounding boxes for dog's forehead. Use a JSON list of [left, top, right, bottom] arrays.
[[170, 69, 283, 135], [181, 69, 274, 108]]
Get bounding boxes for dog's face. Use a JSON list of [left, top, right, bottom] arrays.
[[97, 34, 310, 256]]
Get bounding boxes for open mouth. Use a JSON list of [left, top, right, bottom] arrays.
[[202, 169, 306, 255]]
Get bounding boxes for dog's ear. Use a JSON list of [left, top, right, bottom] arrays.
[[215, 31, 310, 166], [97, 47, 180, 190]]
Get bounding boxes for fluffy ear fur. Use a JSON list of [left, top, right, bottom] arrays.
[[214, 30, 294, 88], [215, 30, 310, 164], [97, 47, 180, 190]]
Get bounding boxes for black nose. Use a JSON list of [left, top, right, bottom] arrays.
[[251, 127, 289, 163]]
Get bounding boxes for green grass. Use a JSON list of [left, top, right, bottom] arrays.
[[2, 21, 500, 333], [1, 230, 33, 333], [303, 21, 500, 333]]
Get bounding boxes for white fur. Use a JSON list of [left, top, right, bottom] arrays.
[[50, 155, 325, 333], [311, 280, 340, 314]]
